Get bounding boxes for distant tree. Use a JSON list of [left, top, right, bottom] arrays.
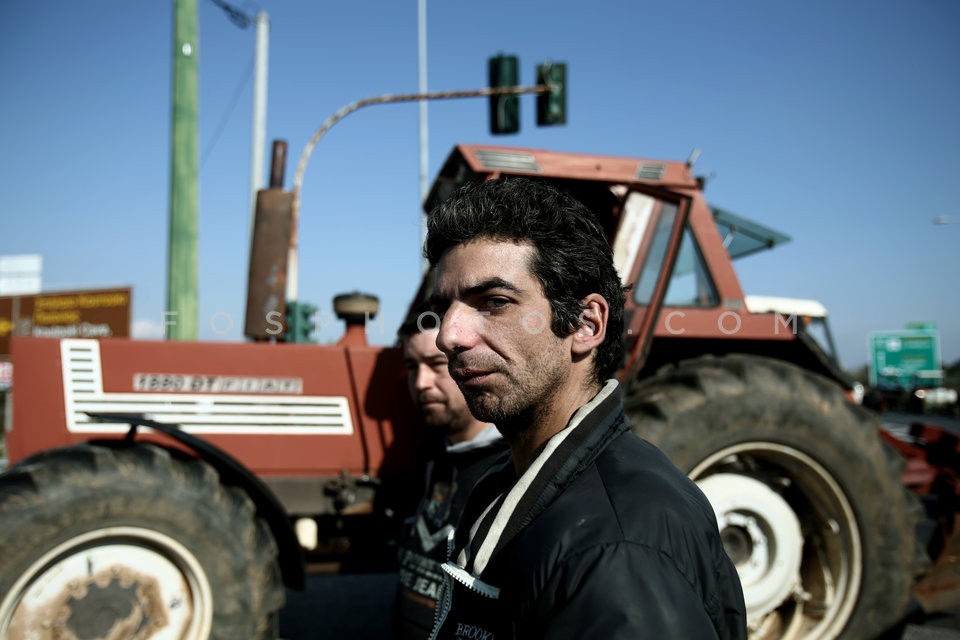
[[945, 358, 960, 389], [846, 364, 870, 385]]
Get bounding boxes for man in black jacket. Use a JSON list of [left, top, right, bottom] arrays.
[[425, 178, 746, 639], [392, 309, 508, 640]]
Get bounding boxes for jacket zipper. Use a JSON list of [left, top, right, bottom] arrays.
[[427, 568, 453, 640], [427, 529, 458, 640], [441, 562, 501, 598], [427, 531, 501, 639]]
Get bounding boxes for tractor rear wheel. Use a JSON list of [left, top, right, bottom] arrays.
[[0, 443, 284, 639], [626, 354, 920, 640]]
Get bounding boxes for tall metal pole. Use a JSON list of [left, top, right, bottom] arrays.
[[249, 12, 270, 242], [166, 0, 199, 340], [417, 0, 429, 273]]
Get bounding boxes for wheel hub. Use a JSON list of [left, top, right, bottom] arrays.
[[1, 528, 212, 640], [698, 473, 804, 624]]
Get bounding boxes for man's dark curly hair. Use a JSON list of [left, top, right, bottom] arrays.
[[425, 177, 627, 384]]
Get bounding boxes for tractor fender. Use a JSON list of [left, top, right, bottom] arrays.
[[87, 412, 306, 591]]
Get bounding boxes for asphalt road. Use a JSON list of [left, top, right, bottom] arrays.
[[279, 571, 398, 639], [881, 410, 960, 435]]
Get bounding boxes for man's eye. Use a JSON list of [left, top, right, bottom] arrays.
[[483, 297, 509, 310]]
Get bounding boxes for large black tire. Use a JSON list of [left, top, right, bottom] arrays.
[[626, 355, 921, 640], [0, 443, 284, 639]]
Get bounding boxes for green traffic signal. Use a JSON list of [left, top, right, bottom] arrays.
[[488, 54, 520, 135], [536, 62, 566, 126], [285, 300, 317, 343]]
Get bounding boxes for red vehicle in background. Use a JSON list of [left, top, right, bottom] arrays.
[[1, 144, 956, 639]]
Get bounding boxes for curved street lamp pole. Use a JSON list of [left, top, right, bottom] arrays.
[[284, 83, 549, 303]]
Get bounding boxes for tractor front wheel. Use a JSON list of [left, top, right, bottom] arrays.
[[0, 443, 284, 639]]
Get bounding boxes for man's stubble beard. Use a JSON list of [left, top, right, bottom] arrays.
[[462, 360, 567, 437], [420, 405, 455, 430]]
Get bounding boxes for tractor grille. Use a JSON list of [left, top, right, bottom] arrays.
[[60, 340, 354, 435]]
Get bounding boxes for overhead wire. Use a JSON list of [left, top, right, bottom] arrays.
[[200, 55, 255, 169], [199, 0, 258, 169]]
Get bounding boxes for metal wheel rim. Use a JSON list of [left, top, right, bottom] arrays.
[[690, 442, 862, 640], [0, 526, 214, 639]]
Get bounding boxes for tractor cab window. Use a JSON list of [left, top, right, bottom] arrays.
[[631, 200, 678, 305], [631, 206, 718, 308], [662, 226, 719, 307]]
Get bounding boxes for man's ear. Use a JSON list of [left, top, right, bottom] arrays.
[[572, 294, 608, 357]]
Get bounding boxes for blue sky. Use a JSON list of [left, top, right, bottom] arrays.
[[1, 0, 958, 370]]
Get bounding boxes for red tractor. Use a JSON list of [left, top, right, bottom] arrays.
[[1, 144, 956, 639]]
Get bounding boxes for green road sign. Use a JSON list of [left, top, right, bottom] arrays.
[[868, 328, 942, 387]]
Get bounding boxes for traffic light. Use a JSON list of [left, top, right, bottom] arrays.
[[536, 62, 567, 126], [488, 54, 520, 135], [285, 300, 317, 343]]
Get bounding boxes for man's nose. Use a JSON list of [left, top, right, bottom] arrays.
[[436, 302, 481, 355], [414, 364, 435, 391]]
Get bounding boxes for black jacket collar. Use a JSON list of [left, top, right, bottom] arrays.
[[457, 380, 628, 575]]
